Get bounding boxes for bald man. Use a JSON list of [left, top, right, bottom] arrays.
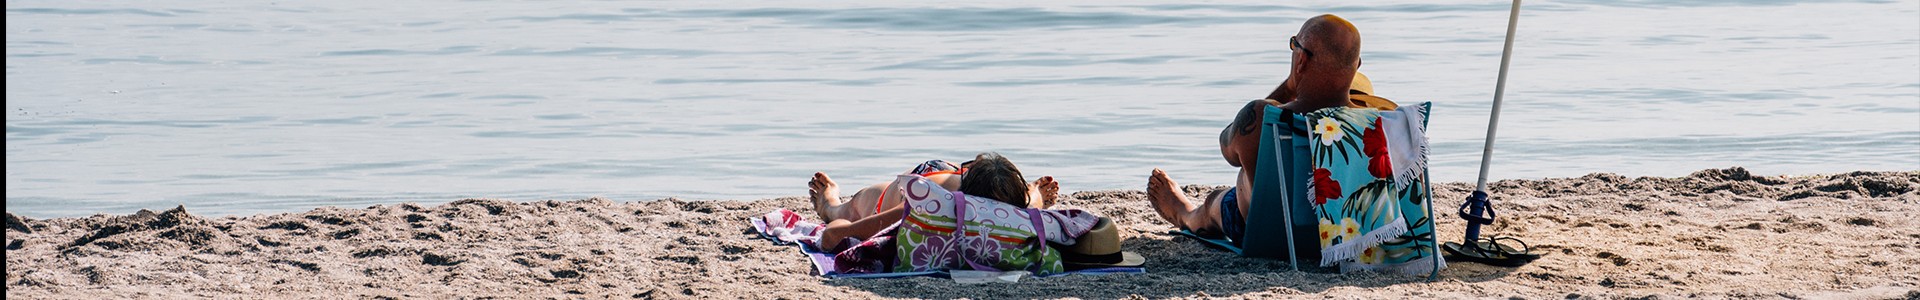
[[1146, 14, 1398, 244]]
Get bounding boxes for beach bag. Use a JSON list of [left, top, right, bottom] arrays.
[[888, 175, 1098, 275]]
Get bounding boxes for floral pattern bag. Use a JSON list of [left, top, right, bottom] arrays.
[[888, 175, 1099, 275]]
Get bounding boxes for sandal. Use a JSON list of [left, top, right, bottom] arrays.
[[1447, 191, 1542, 266], [1443, 235, 1541, 267]]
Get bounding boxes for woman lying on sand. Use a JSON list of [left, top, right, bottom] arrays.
[[794, 152, 1120, 275], [806, 152, 1065, 250]]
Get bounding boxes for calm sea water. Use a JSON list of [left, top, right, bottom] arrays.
[[8, 0, 1918, 217]]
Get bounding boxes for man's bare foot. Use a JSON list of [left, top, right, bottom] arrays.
[[1031, 176, 1060, 209], [1146, 168, 1192, 229], [808, 172, 842, 221]]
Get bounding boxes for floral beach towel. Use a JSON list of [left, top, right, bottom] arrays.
[[1304, 102, 1444, 275]]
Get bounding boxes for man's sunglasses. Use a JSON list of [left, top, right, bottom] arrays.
[[1290, 35, 1311, 57]]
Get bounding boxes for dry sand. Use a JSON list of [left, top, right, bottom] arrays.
[[6, 167, 1918, 299]]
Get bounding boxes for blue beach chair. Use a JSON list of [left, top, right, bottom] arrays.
[[1179, 103, 1441, 274], [1174, 105, 1320, 269]]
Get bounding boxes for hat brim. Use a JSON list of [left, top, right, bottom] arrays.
[[1350, 71, 1375, 95], [1062, 251, 1145, 269]]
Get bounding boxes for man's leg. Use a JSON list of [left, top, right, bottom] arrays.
[[1146, 168, 1226, 235], [1234, 168, 1252, 222]]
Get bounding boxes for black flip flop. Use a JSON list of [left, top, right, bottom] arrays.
[[1479, 236, 1541, 260], [1443, 235, 1541, 267]]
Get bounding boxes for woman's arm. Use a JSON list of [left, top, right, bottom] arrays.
[[819, 205, 908, 250]]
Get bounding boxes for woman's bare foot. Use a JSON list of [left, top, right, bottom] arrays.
[[1147, 168, 1192, 229], [1030, 176, 1060, 209], [808, 172, 842, 221]]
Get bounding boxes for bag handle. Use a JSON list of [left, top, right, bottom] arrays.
[[950, 192, 1056, 273], [1027, 208, 1049, 272], [950, 191, 1003, 272]]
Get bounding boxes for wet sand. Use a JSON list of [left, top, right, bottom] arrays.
[[5, 167, 1918, 299]]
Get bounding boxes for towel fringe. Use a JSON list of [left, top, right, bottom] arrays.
[[1340, 255, 1446, 276], [1317, 214, 1408, 267]]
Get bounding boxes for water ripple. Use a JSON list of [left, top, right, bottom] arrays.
[[492, 13, 648, 23], [295, 116, 380, 126], [1539, 88, 1810, 104], [20, 117, 279, 130], [267, 159, 442, 176], [7, 8, 190, 17], [488, 47, 724, 58], [10, 52, 73, 58], [653, 78, 890, 86], [320, 46, 481, 56], [471, 94, 547, 100], [81, 56, 206, 65], [686, 7, 1261, 31], [955, 76, 1189, 87], [506, 7, 1271, 31], [868, 55, 1188, 71]]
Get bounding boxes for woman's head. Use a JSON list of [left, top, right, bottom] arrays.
[[958, 152, 1028, 208]]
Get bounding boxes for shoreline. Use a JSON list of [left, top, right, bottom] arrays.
[[6, 167, 1918, 298]]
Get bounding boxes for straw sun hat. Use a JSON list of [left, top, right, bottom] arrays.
[[1350, 71, 1375, 95], [1056, 217, 1145, 269]]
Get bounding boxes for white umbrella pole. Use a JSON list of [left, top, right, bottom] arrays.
[[1437, 0, 1522, 280], [1477, 0, 1522, 193]]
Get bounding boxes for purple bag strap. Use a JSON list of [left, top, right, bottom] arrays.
[[951, 190, 968, 240], [1027, 208, 1048, 272], [1028, 209, 1046, 245], [950, 191, 997, 271], [949, 192, 1054, 272]]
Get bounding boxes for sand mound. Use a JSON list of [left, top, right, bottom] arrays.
[[6, 168, 1917, 298]]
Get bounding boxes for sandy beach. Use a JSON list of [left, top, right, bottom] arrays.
[[5, 167, 1917, 299]]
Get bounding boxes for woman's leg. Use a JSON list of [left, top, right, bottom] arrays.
[[1028, 176, 1060, 209], [809, 172, 887, 222], [811, 172, 962, 222]]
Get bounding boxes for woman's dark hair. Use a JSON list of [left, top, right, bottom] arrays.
[[958, 152, 1028, 208]]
